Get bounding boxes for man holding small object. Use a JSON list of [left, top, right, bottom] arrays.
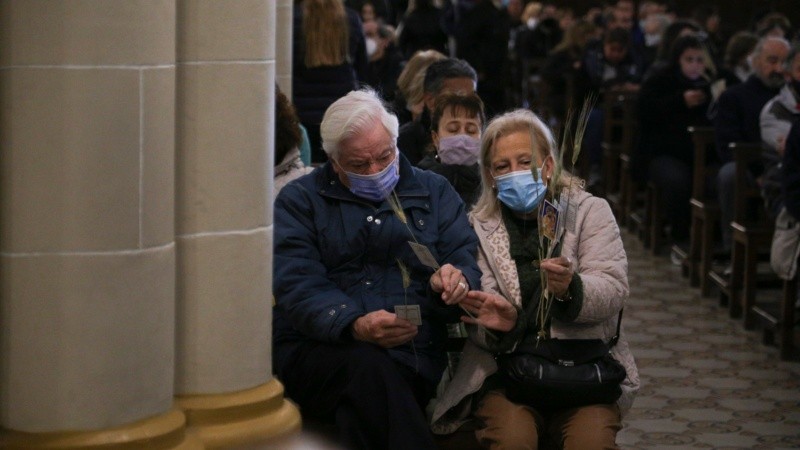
[[273, 88, 481, 450]]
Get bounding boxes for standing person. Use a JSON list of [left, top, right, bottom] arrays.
[[397, 57, 477, 165], [273, 89, 481, 450], [418, 92, 486, 207], [442, 0, 510, 117], [292, 0, 368, 163], [635, 35, 713, 247], [430, 109, 638, 448], [363, 21, 405, 103]]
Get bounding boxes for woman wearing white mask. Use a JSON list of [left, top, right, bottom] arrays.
[[430, 109, 638, 449], [418, 92, 485, 207]]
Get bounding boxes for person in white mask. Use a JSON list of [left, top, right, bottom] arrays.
[[430, 109, 638, 448], [418, 92, 486, 207]]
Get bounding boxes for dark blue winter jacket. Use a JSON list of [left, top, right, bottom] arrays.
[[273, 154, 481, 384]]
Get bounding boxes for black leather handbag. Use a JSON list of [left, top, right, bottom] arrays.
[[496, 310, 626, 410]]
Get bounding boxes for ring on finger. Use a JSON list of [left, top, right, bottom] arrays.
[[458, 281, 467, 291]]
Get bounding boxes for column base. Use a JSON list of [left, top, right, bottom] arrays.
[[175, 378, 301, 449], [0, 409, 203, 449]]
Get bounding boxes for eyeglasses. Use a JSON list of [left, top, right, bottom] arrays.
[[336, 147, 397, 175]]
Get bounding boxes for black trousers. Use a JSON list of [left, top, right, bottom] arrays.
[[278, 340, 438, 450]]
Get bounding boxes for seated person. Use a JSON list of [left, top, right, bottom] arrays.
[[635, 35, 713, 246], [576, 26, 644, 187], [760, 44, 800, 217], [398, 57, 477, 166], [418, 92, 486, 207], [430, 109, 639, 448], [274, 85, 313, 197], [273, 88, 482, 450], [714, 36, 789, 250]]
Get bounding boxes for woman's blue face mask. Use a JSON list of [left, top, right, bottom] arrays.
[[494, 165, 547, 214]]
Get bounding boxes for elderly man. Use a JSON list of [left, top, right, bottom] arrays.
[[273, 88, 481, 450], [714, 36, 790, 250]]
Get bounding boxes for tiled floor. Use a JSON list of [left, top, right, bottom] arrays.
[[618, 230, 800, 449]]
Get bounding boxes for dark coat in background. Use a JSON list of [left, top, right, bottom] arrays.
[[292, 4, 368, 162]]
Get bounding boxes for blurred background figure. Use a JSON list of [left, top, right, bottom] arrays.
[[363, 21, 405, 103], [635, 35, 713, 248], [442, 0, 510, 117], [393, 49, 447, 126], [292, 0, 367, 163], [274, 85, 314, 198], [718, 31, 759, 90], [396, 0, 448, 60]]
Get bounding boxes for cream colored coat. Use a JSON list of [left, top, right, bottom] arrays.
[[429, 189, 639, 435]]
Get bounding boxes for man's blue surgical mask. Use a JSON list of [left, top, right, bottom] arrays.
[[494, 167, 546, 213], [340, 151, 400, 202]]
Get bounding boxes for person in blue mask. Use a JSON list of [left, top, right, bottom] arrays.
[[273, 88, 482, 450], [429, 109, 638, 448]]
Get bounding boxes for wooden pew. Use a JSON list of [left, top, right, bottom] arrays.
[[708, 143, 777, 325], [602, 91, 637, 223], [684, 126, 719, 294], [752, 275, 798, 361]]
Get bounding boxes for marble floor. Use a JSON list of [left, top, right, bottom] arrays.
[[617, 230, 800, 449]]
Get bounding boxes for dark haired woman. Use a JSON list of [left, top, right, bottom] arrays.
[[635, 35, 714, 245]]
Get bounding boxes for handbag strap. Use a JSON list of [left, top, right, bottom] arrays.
[[607, 309, 624, 348]]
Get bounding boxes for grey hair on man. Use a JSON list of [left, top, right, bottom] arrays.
[[320, 88, 399, 161]]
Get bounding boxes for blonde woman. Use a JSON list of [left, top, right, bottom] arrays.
[[430, 109, 639, 449], [292, 0, 368, 163], [394, 49, 447, 126]]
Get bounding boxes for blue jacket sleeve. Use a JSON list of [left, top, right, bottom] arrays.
[[273, 182, 364, 343]]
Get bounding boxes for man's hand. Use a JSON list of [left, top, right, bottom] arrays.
[[459, 291, 518, 332], [430, 263, 468, 304], [540, 256, 574, 298], [351, 310, 417, 348]]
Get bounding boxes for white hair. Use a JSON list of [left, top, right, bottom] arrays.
[[320, 88, 400, 160]]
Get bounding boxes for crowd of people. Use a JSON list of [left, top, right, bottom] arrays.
[[273, 1, 799, 448]]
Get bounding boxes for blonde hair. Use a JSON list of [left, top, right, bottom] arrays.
[[472, 109, 580, 220], [397, 50, 447, 112], [303, 0, 350, 67], [522, 2, 542, 22]]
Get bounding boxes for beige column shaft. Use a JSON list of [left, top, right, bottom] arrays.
[[174, 1, 299, 447], [0, 1, 198, 448], [276, 0, 294, 97]]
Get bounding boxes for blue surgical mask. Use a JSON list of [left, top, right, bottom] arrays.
[[495, 168, 546, 213], [340, 151, 400, 202]]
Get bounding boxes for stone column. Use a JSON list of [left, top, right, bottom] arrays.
[[174, 1, 300, 447], [276, 0, 294, 97], [0, 1, 198, 448]]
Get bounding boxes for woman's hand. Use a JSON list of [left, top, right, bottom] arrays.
[[459, 291, 518, 332], [540, 256, 574, 298], [430, 263, 468, 305], [683, 89, 707, 108]]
